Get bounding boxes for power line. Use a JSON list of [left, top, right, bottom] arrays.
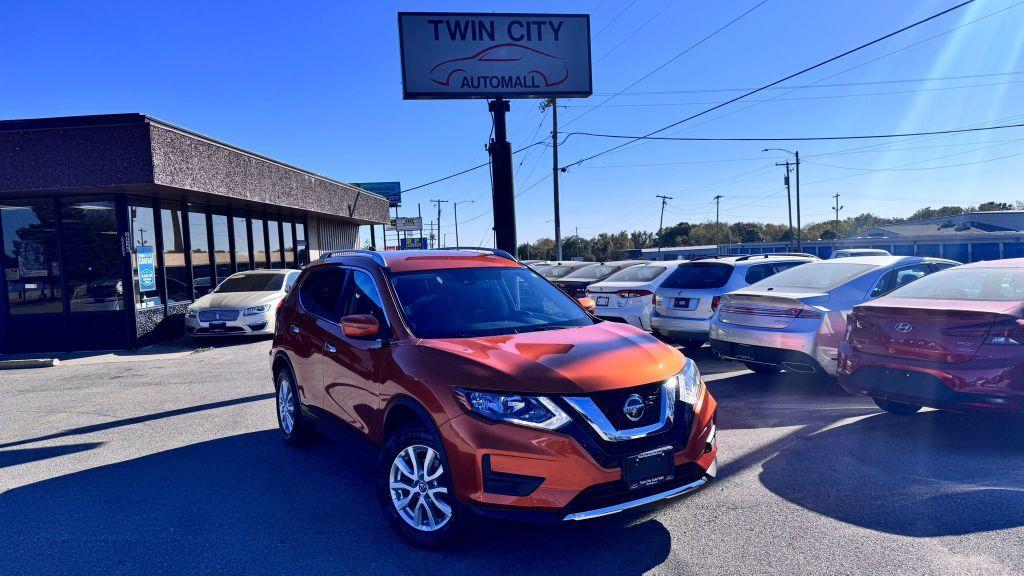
[[592, 0, 639, 40], [561, 121, 1024, 143], [563, 0, 770, 129], [403, 140, 545, 193], [560, 0, 977, 171], [594, 0, 678, 64]]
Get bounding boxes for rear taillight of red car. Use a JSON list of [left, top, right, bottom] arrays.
[[984, 317, 1024, 346]]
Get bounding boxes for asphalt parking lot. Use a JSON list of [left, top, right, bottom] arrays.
[[2, 338, 1023, 576]]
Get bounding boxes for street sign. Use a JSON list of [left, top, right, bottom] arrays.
[[398, 13, 592, 99], [400, 237, 429, 249], [388, 216, 423, 232], [354, 181, 402, 207]]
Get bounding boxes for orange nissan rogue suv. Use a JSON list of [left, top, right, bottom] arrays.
[[270, 249, 718, 546]]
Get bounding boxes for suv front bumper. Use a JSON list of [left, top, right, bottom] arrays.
[[439, 392, 718, 523]]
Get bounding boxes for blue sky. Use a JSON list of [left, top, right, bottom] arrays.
[[3, 1, 1023, 246]]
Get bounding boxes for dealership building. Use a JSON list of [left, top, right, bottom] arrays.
[[0, 114, 389, 354]]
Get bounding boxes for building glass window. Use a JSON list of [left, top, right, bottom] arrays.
[[295, 220, 308, 267], [62, 198, 124, 312], [283, 220, 296, 268], [211, 213, 231, 282], [189, 207, 211, 299], [268, 219, 283, 269], [251, 217, 267, 269], [161, 202, 190, 304], [129, 199, 163, 309], [1, 199, 63, 314], [233, 216, 250, 272]]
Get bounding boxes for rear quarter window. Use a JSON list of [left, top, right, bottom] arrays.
[[660, 263, 733, 290]]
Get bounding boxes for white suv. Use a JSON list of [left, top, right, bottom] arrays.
[[650, 254, 818, 351]]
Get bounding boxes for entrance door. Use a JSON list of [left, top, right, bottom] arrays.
[[60, 196, 131, 350]]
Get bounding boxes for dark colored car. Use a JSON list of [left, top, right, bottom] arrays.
[[270, 249, 718, 546], [551, 260, 647, 298], [838, 259, 1024, 415]]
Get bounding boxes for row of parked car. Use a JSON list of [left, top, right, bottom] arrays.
[[527, 252, 1024, 417]]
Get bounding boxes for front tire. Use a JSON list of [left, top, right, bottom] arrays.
[[275, 367, 311, 444], [378, 425, 464, 548], [744, 362, 781, 375], [873, 397, 922, 415]]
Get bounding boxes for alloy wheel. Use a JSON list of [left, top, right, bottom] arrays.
[[278, 378, 295, 435], [389, 444, 452, 532]]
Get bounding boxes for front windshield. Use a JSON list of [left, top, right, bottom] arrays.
[[390, 267, 594, 338], [753, 263, 876, 291], [215, 273, 284, 293]]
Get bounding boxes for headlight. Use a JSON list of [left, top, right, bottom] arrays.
[[677, 358, 706, 409], [453, 388, 571, 430], [243, 304, 271, 316], [185, 307, 197, 318]]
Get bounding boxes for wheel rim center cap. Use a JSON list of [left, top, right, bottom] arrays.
[[417, 482, 428, 493]]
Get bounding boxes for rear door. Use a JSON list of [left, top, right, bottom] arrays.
[[290, 267, 346, 408], [321, 268, 390, 435]]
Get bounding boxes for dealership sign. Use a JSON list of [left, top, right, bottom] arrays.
[[354, 181, 402, 207], [388, 217, 423, 232], [398, 12, 592, 99]]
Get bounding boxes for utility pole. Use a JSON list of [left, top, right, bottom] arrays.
[[487, 98, 516, 255], [776, 160, 794, 250], [795, 150, 802, 252], [713, 195, 723, 250], [431, 199, 449, 248], [833, 193, 844, 249], [656, 195, 673, 257], [541, 98, 563, 261], [453, 200, 474, 247]]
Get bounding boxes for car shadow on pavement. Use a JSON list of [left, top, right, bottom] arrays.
[[759, 410, 1024, 537], [0, 430, 671, 575]]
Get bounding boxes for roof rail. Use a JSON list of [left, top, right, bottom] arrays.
[[319, 249, 388, 267], [734, 252, 818, 261], [690, 254, 744, 261], [440, 246, 518, 262]]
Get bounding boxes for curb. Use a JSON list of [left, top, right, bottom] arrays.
[[0, 358, 60, 369]]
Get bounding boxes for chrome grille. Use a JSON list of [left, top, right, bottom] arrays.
[[197, 309, 240, 322]]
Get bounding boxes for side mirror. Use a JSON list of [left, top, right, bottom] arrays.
[[578, 297, 597, 314], [341, 314, 380, 339]]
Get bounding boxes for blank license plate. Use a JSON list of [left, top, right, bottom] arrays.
[[209, 322, 227, 332], [673, 298, 690, 308], [596, 296, 610, 306], [623, 446, 675, 490]]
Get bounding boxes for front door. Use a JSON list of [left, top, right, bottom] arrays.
[[322, 268, 390, 435]]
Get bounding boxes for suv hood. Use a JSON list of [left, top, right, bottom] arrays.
[[418, 322, 685, 395], [193, 291, 282, 310]]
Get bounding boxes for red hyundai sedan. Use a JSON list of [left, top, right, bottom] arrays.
[[838, 259, 1024, 416]]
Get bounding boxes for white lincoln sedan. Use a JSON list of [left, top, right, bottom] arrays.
[[185, 269, 299, 337]]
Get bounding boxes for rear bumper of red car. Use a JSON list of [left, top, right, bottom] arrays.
[[837, 343, 1023, 414]]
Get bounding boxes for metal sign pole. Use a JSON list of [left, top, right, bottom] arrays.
[[488, 97, 516, 256]]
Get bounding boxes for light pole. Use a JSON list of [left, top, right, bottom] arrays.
[[453, 200, 474, 247], [764, 148, 802, 251], [656, 195, 673, 257]]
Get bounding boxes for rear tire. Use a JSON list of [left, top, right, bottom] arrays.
[[873, 397, 922, 415], [275, 367, 311, 445], [744, 362, 781, 375], [378, 425, 464, 548]]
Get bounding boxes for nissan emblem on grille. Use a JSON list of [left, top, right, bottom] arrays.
[[623, 394, 645, 422]]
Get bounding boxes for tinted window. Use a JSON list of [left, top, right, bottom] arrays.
[[299, 268, 346, 320], [211, 213, 230, 282], [251, 218, 267, 269], [268, 219, 282, 269], [295, 222, 308, 267], [189, 208, 210, 299], [889, 267, 1024, 301], [160, 203, 190, 304], [390, 267, 593, 338], [756, 263, 876, 291], [344, 270, 388, 332], [661, 263, 732, 289], [772, 261, 806, 274], [744, 264, 774, 285], [216, 273, 285, 293], [283, 220, 296, 268], [63, 199, 123, 312], [2, 199, 63, 314], [604, 265, 666, 283], [870, 264, 932, 298], [233, 216, 250, 272]]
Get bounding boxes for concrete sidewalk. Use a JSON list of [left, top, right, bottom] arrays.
[[0, 338, 221, 369]]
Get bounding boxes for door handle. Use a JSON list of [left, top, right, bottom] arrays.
[[290, 325, 300, 334], [324, 343, 337, 353]]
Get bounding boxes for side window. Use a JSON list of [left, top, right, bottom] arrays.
[[932, 262, 957, 272], [343, 270, 388, 328], [870, 269, 898, 299], [285, 271, 299, 291], [298, 268, 346, 320], [744, 264, 774, 285], [871, 264, 931, 298], [772, 261, 805, 275]]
